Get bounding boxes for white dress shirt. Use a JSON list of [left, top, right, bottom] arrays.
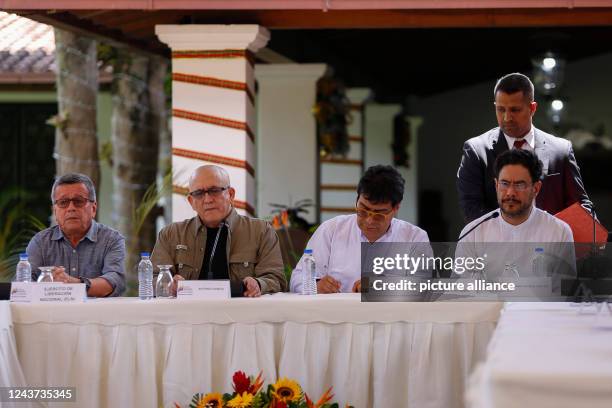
[[290, 214, 431, 293], [504, 126, 535, 151], [456, 206, 575, 282]]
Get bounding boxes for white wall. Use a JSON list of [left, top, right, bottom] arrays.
[[255, 64, 325, 223], [364, 104, 420, 224]]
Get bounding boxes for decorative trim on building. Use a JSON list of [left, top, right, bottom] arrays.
[[172, 108, 255, 143], [320, 157, 363, 166], [172, 147, 255, 177], [320, 184, 358, 191], [320, 206, 356, 213], [172, 49, 255, 67], [172, 72, 254, 105]]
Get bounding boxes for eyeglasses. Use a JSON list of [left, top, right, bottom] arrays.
[[355, 205, 393, 222], [188, 186, 230, 199], [54, 196, 94, 209], [498, 181, 532, 191]]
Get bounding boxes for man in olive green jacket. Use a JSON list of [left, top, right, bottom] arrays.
[[151, 165, 286, 296]]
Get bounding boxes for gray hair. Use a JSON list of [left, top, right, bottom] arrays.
[[51, 173, 97, 203]]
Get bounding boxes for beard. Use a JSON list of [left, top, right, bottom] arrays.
[[500, 197, 532, 218]]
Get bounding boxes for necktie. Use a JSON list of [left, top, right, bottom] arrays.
[[513, 139, 526, 149]]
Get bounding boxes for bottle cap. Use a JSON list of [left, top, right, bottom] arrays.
[[304, 249, 313, 254], [140, 252, 150, 257], [19, 253, 28, 260], [535, 247, 544, 253]]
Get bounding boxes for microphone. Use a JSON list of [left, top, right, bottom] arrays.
[[458, 211, 500, 241], [207, 221, 229, 279]]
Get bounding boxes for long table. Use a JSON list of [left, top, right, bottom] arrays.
[[0, 302, 30, 408], [2, 294, 502, 408], [466, 302, 612, 408]]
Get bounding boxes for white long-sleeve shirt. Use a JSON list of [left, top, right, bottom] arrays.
[[455, 206, 575, 283], [290, 214, 431, 293]]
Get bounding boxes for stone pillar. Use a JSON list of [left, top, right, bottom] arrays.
[[156, 25, 269, 221], [255, 63, 327, 223], [319, 88, 372, 222]]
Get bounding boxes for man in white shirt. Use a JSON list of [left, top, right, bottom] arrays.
[[456, 149, 575, 287], [290, 165, 431, 294]]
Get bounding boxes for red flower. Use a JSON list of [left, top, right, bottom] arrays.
[[232, 371, 251, 394], [271, 400, 287, 408]]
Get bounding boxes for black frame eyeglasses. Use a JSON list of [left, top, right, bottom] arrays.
[[188, 186, 230, 199], [54, 197, 94, 209]]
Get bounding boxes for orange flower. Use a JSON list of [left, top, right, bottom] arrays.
[[250, 371, 264, 395], [272, 215, 281, 230], [315, 387, 334, 407], [304, 387, 334, 408], [281, 210, 289, 227]]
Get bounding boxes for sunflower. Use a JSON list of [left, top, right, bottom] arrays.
[[271, 378, 302, 403], [197, 393, 224, 408], [226, 392, 253, 408]]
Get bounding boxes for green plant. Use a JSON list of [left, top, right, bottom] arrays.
[[123, 169, 175, 296], [0, 187, 45, 281], [269, 199, 314, 231]]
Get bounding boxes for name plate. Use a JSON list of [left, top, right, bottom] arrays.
[[10, 282, 86, 303], [498, 277, 552, 299], [177, 280, 230, 299]]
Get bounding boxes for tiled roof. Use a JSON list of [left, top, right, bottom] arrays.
[[0, 12, 55, 75]]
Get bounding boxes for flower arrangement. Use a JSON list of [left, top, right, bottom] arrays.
[[175, 371, 353, 408]]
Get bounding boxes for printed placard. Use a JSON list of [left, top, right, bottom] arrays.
[[497, 277, 552, 298], [176, 280, 230, 299], [10, 282, 86, 303]]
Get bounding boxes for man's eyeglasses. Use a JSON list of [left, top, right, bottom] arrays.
[[188, 186, 230, 199], [54, 197, 94, 209], [355, 206, 392, 222], [497, 181, 532, 192]]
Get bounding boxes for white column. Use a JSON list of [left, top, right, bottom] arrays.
[[364, 104, 421, 224], [319, 88, 372, 221], [255, 63, 326, 223], [401, 116, 423, 223], [156, 25, 269, 221]]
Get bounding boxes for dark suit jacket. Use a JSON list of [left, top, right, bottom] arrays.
[[457, 127, 592, 223]]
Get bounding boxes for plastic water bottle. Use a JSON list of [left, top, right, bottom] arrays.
[[532, 247, 546, 277], [15, 253, 31, 282], [155, 265, 173, 298], [138, 252, 154, 300], [301, 249, 317, 295]]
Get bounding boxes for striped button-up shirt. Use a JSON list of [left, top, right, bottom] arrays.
[[26, 220, 126, 296]]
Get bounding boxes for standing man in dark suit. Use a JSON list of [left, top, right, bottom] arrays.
[[457, 72, 592, 223]]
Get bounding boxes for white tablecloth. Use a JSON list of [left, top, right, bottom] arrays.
[[0, 301, 31, 408], [466, 302, 612, 408], [6, 294, 502, 408]]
